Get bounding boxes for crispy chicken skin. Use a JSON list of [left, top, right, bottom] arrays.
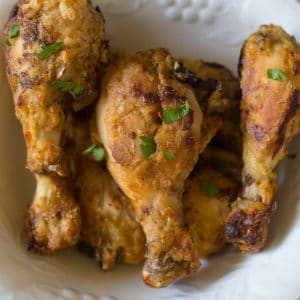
[[97, 49, 203, 287], [77, 161, 146, 270], [4, 0, 106, 254], [23, 111, 82, 254], [76, 59, 241, 267], [183, 59, 242, 155], [225, 25, 300, 252], [3, 0, 106, 176], [70, 113, 145, 270], [184, 161, 239, 258], [24, 174, 80, 254], [183, 60, 242, 258]]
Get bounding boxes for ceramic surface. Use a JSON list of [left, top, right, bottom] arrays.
[[0, 1, 300, 299]]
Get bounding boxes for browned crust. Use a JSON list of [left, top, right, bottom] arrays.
[[131, 83, 160, 103], [225, 203, 277, 252], [4, 0, 107, 176], [273, 89, 300, 156], [24, 176, 81, 255], [226, 25, 300, 252]]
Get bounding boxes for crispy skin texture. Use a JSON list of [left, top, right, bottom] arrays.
[[70, 114, 145, 270], [183, 60, 242, 258], [23, 111, 82, 254], [225, 25, 300, 252], [24, 174, 81, 254], [183, 59, 242, 155], [79, 59, 241, 267], [4, 0, 106, 255], [3, 0, 106, 176], [184, 164, 239, 258], [77, 161, 146, 270], [97, 49, 203, 287]]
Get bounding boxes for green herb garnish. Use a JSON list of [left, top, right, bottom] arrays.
[[82, 145, 105, 162], [140, 136, 156, 159], [51, 80, 84, 96], [267, 69, 287, 81], [91, 147, 105, 161], [202, 180, 219, 198], [6, 24, 20, 46], [163, 151, 175, 160], [162, 100, 190, 124], [37, 42, 63, 60], [72, 85, 84, 96]]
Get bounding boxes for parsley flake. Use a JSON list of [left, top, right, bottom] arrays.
[[162, 100, 190, 124], [140, 136, 156, 159], [202, 180, 219, 198], [6, 24, 20, 46], [82, 145, 105, 162], [267, 69, 287, 81], [72, 85, 84, 96], [163, 151, 175, 160], [37, 42, 63, 60], [51, 80, 84, 96]]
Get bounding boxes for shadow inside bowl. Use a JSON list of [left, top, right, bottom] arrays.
[[266, 137, 300, 250]]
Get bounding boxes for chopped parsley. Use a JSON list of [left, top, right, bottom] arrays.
[[162, 100, 190, 124], [6, 24, 20, 46], [202, 180, 219, 198], [37, 42, 63, 60], [163, 151, 175, 160], [267, 69, 287, 81], [140, 136, 156, 159], [82, 145, 105, 162], [51, 80, 84, 96]]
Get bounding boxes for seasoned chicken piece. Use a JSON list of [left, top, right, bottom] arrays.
[[69, 112, 145, 270], [97, 49, 203, 287], [182, 59, 242, 154], [24, 174, 80, 254], [225, 25, 300, 252], [77, 59, 241, 266], [23, 111, 82, 254], [182, 60, 242, 258], [4, 0, 106, 255], [3, 0, 106, 176], [184, 160, 240, 258], [172, 60, 224, 149], [77, 161, 146, 270], [78, 149, 241, 267]]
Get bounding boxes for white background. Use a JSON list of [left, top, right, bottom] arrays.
[[0, 0, 299, 299]]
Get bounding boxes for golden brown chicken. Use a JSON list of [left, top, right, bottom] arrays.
[[75, 58, 241, 268], [225, 25, 300, 252], [77, 161, 146, 271], [183, 60, 242, 258], [69, 112, 145, 271], [97, 49, 205, 287], [3, 0, 107, 254], [3, 0, 106, 176], [24, 174, 80, 254], [184, 157, 240, 258], [183, 59, 242, 155]]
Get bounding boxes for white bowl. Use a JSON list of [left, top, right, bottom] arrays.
[[0, 0, 300, 299]]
